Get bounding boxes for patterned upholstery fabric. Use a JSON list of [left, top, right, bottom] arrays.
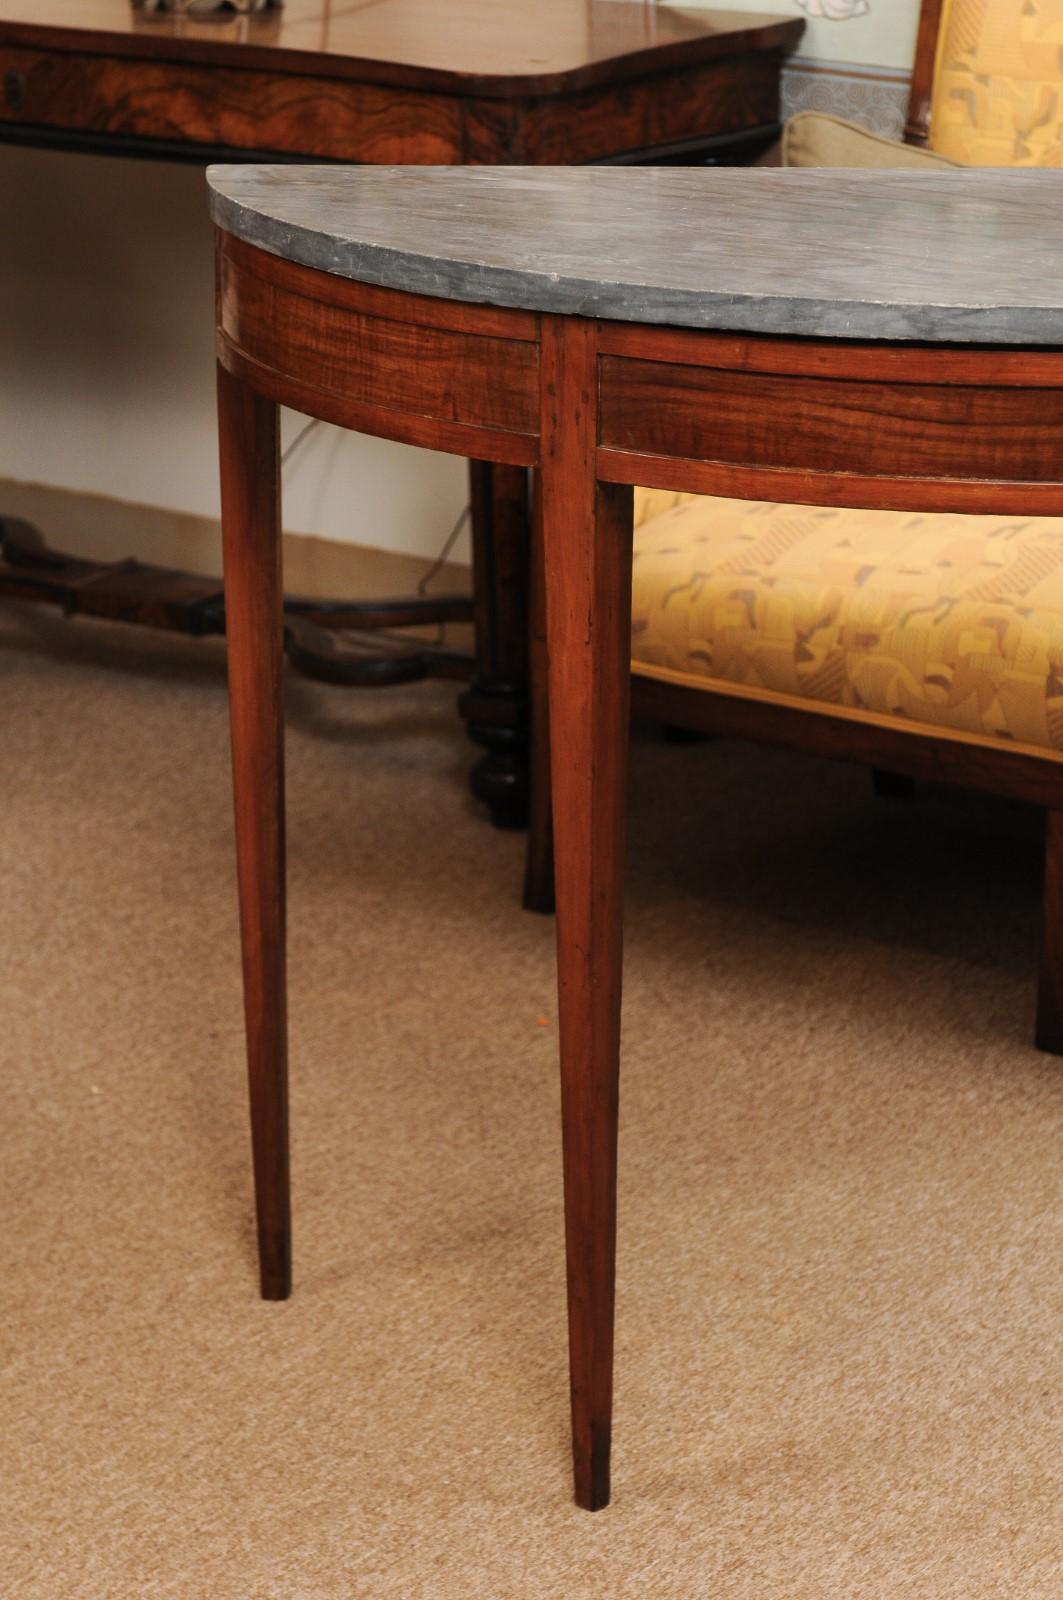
[[929, 0, 1063, 166], [631, 493, 1063, 759]]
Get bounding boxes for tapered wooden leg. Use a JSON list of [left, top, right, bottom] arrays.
[[1037, 808, 1063, 1056], [540, 316, 634, 1510], [217, 362, 291, 1301]]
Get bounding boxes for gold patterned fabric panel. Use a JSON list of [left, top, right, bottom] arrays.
[[634, 487, 694, 527], [929, 0, 1063, 165], [630, 494, 1063, 754]]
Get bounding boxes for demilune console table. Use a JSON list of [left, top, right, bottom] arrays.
[[0, 0, 802, 825], [208, 162, 1063, 1509]]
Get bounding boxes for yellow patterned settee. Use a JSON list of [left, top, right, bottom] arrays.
[[630, 0, 1063, 763], [632, 494, 1063, 762]]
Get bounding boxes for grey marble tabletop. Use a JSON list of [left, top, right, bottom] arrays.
[[208, 165, 1063, 346]]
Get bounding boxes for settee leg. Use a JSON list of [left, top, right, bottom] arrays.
[[1036, 808, 1063, 1055]]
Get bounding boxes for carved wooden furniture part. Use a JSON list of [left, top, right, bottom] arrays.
[[210, 163, 1063, 1509]]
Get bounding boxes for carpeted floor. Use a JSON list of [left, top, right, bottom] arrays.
[[2, 603, 1062, 1598]]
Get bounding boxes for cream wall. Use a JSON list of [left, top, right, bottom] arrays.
[[678, 0, 920, 67], [678, 0, 922, 134], [0, 144, 469, 563]]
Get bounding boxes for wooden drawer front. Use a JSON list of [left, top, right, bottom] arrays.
[[599, 353, 1063, 485], [515, 53, 782, 164], [218, 250, 538, 439], [0, 46, 462, 161]]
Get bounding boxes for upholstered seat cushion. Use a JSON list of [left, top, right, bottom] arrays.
[[781, 110, 957, 169], [631, 493, 1063, 759]]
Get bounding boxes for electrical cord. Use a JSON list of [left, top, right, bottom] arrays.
[[417, 502, 470, 597], [280, 417, 321, 467], [418, 502, 471, 645], [282, 420, 470, 642]]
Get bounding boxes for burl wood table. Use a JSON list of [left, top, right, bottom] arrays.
[[209, 163, 1063, 1510], [0, 0, 802, 828]]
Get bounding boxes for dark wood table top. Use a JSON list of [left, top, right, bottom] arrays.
[[0, 1, 803, 95], [208, 164, 1063, 346]]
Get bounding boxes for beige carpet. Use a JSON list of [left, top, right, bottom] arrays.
[[2, 603, 1062, 1599]]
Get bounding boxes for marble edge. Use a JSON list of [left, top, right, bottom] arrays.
[[207, 175, 1063, 348]]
